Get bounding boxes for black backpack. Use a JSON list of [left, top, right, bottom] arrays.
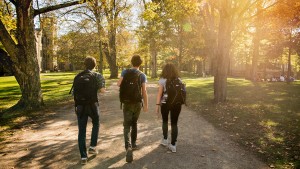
[[70, 70, 97, 106], [165, 78, 186, 109], [119, 69, 142, 104]]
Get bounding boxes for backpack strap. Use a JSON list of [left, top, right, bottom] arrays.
[[69, 85, 74, 94]]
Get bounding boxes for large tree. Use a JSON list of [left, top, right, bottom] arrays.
[[0, 0, 84, 110]]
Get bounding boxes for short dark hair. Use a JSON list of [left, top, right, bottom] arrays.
[[131, 55, 142, 67], [84, 56, 96, 70]]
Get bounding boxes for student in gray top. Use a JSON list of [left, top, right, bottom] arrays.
[[117, 55, 148, 163]]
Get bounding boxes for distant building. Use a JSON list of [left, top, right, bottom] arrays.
[[40, 16, 58, 72], [35, 28, 43, 72]]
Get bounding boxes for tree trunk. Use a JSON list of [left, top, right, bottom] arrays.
[[108, 29, 118, 78], [14, 2, 43, 109], [178, 25, 183, 71], [250, 2, 262, 82], [150, 38, 157, 78], [144, 54, 148, 75], [96, 19, 104, 74], [98, 40, 104, 74], [214, 0, 232, 103], [202, 3, 217, 76], [287, 29, 292, 84]]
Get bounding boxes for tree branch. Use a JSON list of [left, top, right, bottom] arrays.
[[8, 0, 16, 6], [4, 0, 12, 15], [0, 19, 18, 61], [34, 0, 84, 17]]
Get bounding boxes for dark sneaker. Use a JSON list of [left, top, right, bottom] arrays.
[[132, 144, 138, 150], [126, 147, 133, 163], [81, 158, 87, 165], [88, 147, 98, 155]]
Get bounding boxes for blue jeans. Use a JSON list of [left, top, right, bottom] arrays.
[[76, 103, 100, 158], [123, 103, 142, 149]]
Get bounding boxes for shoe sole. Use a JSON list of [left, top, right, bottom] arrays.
[[126, 148, 133, 163], [81, 160, 87, 165], [88, 151, 98, 155], [161, 143, 168, 146]]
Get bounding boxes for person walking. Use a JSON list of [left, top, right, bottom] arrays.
[[155, 63, 184, 153], [71, 56, 105, 165], [117, 55, 148, 163]]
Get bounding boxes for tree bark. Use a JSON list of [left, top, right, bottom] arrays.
[[96, 17, 104, 74], [15, 1, 44, 109], [178, 25, 183, 71], [0, 49, 14, 74], [214, 0, 232, 103], [287, 28, 292, 84], [98, 40, 104, 74], [108, 27, 118, 78], [202, 3, 217, 76], [150, 37, 157, 78], [250, 2, 262, 82]]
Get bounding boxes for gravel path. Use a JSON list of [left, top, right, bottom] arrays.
[[0, 82, 268, 169]]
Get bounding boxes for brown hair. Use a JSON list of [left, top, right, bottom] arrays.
[[84, 56, 96, 70], [131, 55, 143, 67], [160, 63, 179, 79]]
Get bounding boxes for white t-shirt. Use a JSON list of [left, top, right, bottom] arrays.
[[158, 78, 167, 103]]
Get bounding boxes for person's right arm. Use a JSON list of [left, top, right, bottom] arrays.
[[141, 82, 148, 112], [117, 77, 123, 87], [96, 73, 106, 93], [117, 70, 125, 87], [156, 84, 163, 114]]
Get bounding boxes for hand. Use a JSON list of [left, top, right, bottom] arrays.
[[156, 105, 161, 119], [155, 105, 160, 113], [143, 106, 148, 112]]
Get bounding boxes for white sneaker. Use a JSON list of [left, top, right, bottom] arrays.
[[160, 138, 168, 146], [168, 144, 176, 153]]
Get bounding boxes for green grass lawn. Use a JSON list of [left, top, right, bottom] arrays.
[[0, 70, 113, 111], [0, 71, 114, 141], [186, 77, 300, 169]]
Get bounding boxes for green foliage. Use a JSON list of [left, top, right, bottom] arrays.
[[56, 31, 100, 69]]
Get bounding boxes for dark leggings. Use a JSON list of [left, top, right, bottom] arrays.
[[161, 104, 181, 145]]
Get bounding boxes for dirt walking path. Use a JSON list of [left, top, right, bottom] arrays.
[[0, 82, 268, 169]]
